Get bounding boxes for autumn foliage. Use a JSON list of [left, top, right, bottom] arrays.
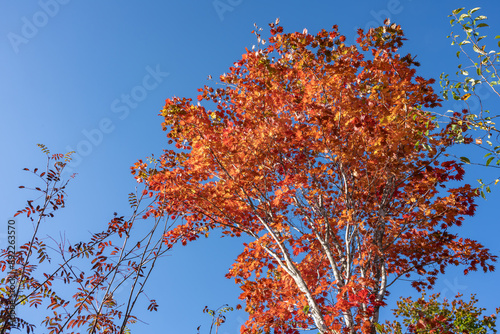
[[379, 293, 498, 333], [132, 21, 497, 333], [1, 146, 166, 334]]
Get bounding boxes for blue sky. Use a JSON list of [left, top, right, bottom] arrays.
[[1, 1, 500, 333]]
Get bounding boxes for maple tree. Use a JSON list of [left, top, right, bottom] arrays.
[[0, 145, 169, 334], [131, 20, 498, 334]]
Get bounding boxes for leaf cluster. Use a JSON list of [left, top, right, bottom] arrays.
[[0, 146, 172, 334], [439, 7, 500, 195], [376, 293, 498, 334]]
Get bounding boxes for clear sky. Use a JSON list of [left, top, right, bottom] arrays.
[[1, 1, 499, 333]]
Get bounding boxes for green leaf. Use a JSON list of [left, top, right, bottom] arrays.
[[460, 157, 471, 164], [486, 157, 495, 166], [303, 305, 310, 314], [473, 44, 486, 55], [453, 8, 465, 15], [374, 323, 384, 334], [470, 7, 481, 14], [459, 13, 469, 21], [476, 15, 487, 20], [477, 23, 489, 28]]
